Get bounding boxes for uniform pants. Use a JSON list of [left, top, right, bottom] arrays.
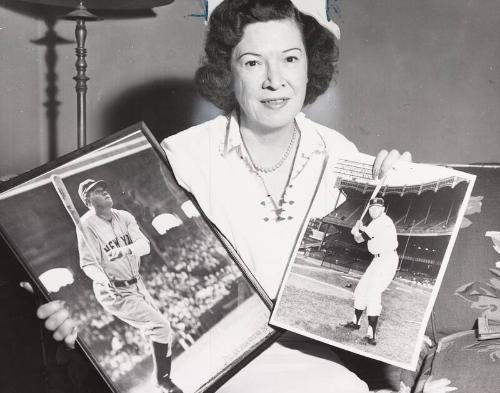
[[93, 277, 172, 345], [354, 251, 399, 316]]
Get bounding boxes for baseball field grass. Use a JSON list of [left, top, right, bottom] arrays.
[[272, 255, 432, 367]]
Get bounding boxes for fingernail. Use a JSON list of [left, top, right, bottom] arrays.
[[56, 300, 66, 307]]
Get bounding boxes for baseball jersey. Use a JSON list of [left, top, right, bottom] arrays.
[[363, 213, 398, 255], [77, 208, 150, 280]]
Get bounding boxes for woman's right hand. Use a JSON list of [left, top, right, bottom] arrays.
[[21, 281, 78, 349]]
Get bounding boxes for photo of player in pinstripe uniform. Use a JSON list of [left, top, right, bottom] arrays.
[[77, 178, 183, 393], [344, 197, 399, 345]]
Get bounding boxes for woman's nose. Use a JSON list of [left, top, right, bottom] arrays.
[[262, 62, 285, 90]]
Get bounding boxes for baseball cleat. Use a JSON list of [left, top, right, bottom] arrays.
[[158, 378, 183, 393], [341, 321, 361, 330], [363, 336, 377, 346]]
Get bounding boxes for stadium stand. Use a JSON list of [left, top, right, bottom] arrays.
[[313, 171, 469, 282]]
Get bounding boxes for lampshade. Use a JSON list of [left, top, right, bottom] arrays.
[[12, 0, 174, 10]]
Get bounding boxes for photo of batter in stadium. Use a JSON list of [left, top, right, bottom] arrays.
[[0, 126, 277, 393], [271, 153, 476, 369], [344, 197, 399, 347], [72, 177, 182, 393]]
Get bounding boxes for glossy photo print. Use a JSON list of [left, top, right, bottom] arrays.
[[270, 152, 476, 370], [0, 124, 279, 393]]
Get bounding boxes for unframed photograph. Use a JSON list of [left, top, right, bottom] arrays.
[[270, 152, 476, 370]]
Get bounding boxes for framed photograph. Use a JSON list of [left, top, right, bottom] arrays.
[[0, 123, 280, 393], [270, 152, 476, 370]]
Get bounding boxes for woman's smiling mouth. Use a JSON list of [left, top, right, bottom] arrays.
[[260, 97, 290, 108]]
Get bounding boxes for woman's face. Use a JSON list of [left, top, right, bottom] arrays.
[[231, 18, 308, 133]]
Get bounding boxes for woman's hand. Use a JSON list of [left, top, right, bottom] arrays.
[[373, 149, 412, 180], [423, 377, 457, 393], [20, 281, 78, 349]]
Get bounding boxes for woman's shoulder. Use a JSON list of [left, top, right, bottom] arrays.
[[297, 113, 358, 153], [160, 114, 228, 193], [161, 114, 227, 154]]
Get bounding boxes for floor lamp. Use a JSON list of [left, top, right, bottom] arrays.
[[14, 0, 175, 148]]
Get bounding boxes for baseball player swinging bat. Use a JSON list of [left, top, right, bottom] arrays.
[[344, 166, 399, 345], [51, 176, 182, 392], [50, 175, 119, 294]]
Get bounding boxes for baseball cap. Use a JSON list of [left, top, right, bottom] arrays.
[[369, 197, 385, 207], [78, 179, 107, 205]]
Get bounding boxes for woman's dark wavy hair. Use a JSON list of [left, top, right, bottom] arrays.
[[195, 0, 339, 112]]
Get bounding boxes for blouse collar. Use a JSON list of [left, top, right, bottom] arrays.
[[220, 110, 327, 162]]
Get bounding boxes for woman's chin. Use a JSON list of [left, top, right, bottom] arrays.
[[254, 109, 301, 132]]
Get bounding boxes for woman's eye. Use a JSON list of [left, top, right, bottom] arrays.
[[285, 56, 299, 63], [244, 60, 259, 67]]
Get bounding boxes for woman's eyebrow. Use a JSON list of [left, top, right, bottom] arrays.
[[237, 47, 302, 59], [237, 52, 262, 60]]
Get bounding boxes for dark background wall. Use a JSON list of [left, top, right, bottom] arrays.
[[1, 0, 499, 178]]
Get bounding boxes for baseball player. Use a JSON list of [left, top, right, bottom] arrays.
[[77, 179, 182, 393], [342, 197, 399, 345]]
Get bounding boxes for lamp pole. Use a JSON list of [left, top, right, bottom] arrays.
[[64, 1, 99, 148]]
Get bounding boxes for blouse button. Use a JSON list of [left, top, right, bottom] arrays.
[[264, 217, 270, 222], [289, 200, 295, 205]]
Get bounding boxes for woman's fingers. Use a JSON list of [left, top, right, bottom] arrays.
[[43, 306, 70, 332], [423, 335, 433, 347], [36, 300, 66, 320], [424, 377, 457, 393], [36, 300, 78, 349], [19, 281, 34, 293], [373, 149, 413, 179], [64, 326, 78, 349], [372, 149, 388, 179], [400, 151, 412, 163], [53, 318, 78, 348], [379, 149, 401, 179]]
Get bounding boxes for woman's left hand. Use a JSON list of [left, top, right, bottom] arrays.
[[373, 149, 412, 180], [423, 377, 457, 393]]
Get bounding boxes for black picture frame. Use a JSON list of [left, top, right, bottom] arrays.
[[0, 122, 281, 393]]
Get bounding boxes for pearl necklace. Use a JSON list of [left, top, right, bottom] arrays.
[[250, 124, 298, 174]]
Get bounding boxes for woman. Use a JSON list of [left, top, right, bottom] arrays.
[[37, 0, 413, 392]]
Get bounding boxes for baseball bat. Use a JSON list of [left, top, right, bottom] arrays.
[[50, 175, 117, 290], [358, 167, 394, 223]]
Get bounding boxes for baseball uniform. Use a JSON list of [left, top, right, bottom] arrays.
[[354, 212, 399, 316], [78, 208, 172, 344]]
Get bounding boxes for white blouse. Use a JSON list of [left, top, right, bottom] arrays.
[[162, 111, 357, 299]]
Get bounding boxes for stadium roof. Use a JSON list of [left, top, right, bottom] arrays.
[[333, 157, 469, 195]]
